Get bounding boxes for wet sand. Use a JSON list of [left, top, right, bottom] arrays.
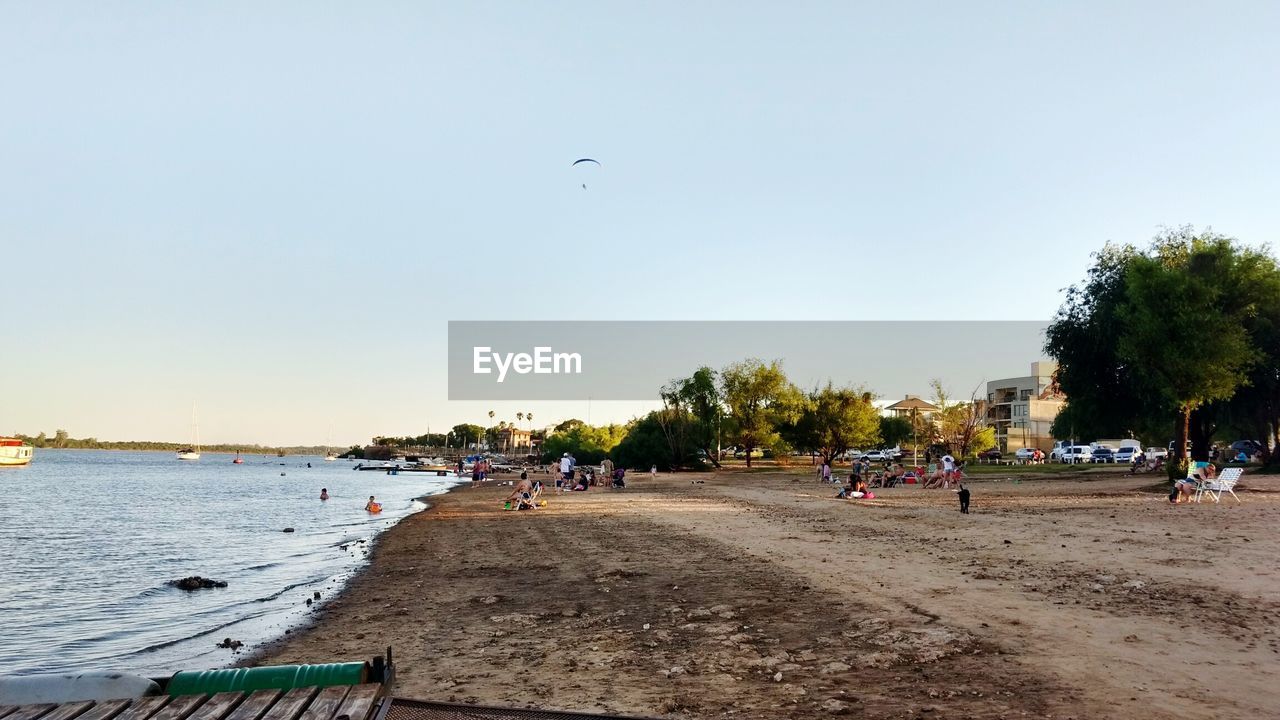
[[254, 468, 1280, 719]]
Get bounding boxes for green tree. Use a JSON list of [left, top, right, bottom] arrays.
[[541, 423, 628, 465], [1047, 227, 1277, 473], [930, 380, 995, 458], [878, 416, 913, 449], [613, 411, 704, 471], [785, 383, 881, 466], [721, 359, 805, 467], [661, 367, 723, 468], [449, 424, 485, 449]]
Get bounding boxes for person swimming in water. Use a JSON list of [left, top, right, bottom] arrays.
[[320, 488, 329, 500], [365, 495, 380, 512]]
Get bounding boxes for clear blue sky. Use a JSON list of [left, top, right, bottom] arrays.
[[2, 2, 1277, 446]]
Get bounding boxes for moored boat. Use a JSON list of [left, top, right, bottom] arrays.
[[0, 437, 34, 467]]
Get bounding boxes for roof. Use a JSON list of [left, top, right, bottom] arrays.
[[885, 396, 939, 412]]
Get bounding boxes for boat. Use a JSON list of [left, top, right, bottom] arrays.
[[324, 425, 336, 461], [0, 437, 34, 467], [176, 404, 201, 461], [232, 452, 244, 464]]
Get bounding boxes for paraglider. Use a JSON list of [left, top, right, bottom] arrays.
[[573, 158, 600, 189]]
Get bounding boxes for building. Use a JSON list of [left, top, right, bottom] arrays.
[[883, 395, 940, 418], [985, 361, 1065, 452], [495, 426, 533, 454]]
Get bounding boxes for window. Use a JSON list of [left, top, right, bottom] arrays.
[[1012, 405, 1028, 417], [1020, 389, 1033, 400]]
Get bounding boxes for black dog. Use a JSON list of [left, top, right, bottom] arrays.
[[958, 484, 970, 514]]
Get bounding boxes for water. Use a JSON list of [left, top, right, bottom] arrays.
[[0, 450, 463, 676]]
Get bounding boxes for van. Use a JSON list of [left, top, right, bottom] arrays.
[[1061, 446, 1093, 464]]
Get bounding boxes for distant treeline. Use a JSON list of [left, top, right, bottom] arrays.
[[12, 430, 333, 455]]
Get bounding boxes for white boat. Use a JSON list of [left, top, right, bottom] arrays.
[[0, 438, 34, 467], [177, 404, 201, 461], [323, 424, 336, 461]]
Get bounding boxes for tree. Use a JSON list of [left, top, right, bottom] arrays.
[[878, 416, 913, 449], [613, 411, 703, 471], [1046, 227, 1277, 474], [721, 359, 805, 467], [661, 367, 723, 468], [450, 423, 485, 449], [931, 380, 995, 458], [541, 422, 628, 465], [553, 418, 584, 433], [786, 383, 881, 466]]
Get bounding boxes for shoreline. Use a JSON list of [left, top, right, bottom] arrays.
[[235, 480, 468, 669]]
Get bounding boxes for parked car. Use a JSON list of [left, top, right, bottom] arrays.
[[1230, 440, 1263, 458], [1112, 446, 1141, 464], [1061, 446, 1093, 464], [1090, 446, 1115, 463], [1015, 448, 1038, 461], [976, 448, 1002, 462], [1145, 446, 1168, 460], [860, 449, 895, 462]]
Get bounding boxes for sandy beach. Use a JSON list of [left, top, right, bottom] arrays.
[[254, 468, 1280, 719]]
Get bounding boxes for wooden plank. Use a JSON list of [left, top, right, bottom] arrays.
[[73, 700, 130, 720], [40, 702, 95, 720], [0, 707, 19, 720], [183, 693, 243, 720], [5, 705, 57, 720], [258, 688, 315, 720], [146, 695, 207, 720], [329, 686, 380, 720], [293, 688, 347, 720], [221, 691, 279, 720], [114, 695, 171, 720]]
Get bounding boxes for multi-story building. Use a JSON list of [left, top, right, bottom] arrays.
[[986, 361, 1065, 452]]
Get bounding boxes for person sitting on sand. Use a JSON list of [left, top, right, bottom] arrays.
[[320, 488, 329, 501], [505, 477, 538, 509]]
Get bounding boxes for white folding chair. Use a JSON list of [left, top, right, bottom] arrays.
[[1195, 467, 1243, 504]]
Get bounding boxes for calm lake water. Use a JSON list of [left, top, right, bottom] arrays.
[[0, 450, 463, 676]]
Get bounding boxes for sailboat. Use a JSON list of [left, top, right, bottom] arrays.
[[176, 404, 201, 460], [324, 425, 336, 462]]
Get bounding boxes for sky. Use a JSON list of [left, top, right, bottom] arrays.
[[2, 2, 1278, 446]]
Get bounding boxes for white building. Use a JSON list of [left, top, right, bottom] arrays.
[[985, 361, 1065, 452]]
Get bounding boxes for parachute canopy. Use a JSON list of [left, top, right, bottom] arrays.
[[572, 158, 600, 166]]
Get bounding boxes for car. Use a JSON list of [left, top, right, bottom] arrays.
[[976, 448, 1002, 462], [1015, 448, 1039, 461], [1230, 440, 1263, 458], [1061, 445, 1093, 464], [1145, 447, 1168, 460], [860, 449, 895, 462], [1090, 447, 1115, 463], [1112, 446, 1141, 464]]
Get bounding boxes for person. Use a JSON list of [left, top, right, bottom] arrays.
[[650, 464, 657, 480], [571, 472, 589, 491], [958, 484, 970, 514], [365, 495, 381, 512], [602, 457, 614, 481], [559, 453, 573, 485], [1172, 462, 1214, 503], [320, 488, 329, 501], [941, 454, 956, 483], [456, 458, 464, 475], [471, 461, 482, 486], [821, 462, 832, 483], [612, 467, 626, 488], [505, 477, 536, 509]]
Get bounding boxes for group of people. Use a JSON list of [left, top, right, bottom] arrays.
[[317, 487, 382, 513], [468, 458, 492, 485], [822, 454, 966, 493]]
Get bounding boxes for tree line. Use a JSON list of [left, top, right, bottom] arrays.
[[534, 361, 995, 471], [10, 430, 327, 455]]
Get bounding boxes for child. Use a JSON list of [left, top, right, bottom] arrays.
[[958, 484, 970, 514], [320, 488, 329, 501]]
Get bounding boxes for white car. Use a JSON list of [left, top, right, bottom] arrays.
[[1061, 446, 1093, 464], [1112, 446, 1141, 464], [860, 449, 897, 462], [1145, 447, 1168, 460], [1015, 448, 1038, 461]]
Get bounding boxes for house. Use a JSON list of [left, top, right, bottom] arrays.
[[883, 395, 940, 418], [495, 426, 532, 454], [985, 361, 1065, 452]]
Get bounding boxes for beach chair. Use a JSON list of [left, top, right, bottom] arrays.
[[1195, 467, 1243, 504]]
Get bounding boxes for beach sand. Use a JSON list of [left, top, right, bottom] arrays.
[[254, 468, 1280, 719]]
